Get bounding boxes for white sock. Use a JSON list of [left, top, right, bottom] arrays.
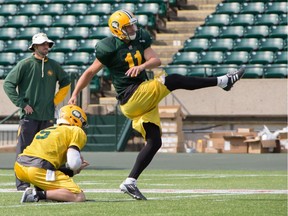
[[124, 177, 137, 185], [217, 75, 228, 88]]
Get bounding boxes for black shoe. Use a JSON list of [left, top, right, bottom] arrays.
[[20, 188, 39, 203], [120, 183, 147, 200], [17, 185, 30, 191], [223, 66, 246, 91]]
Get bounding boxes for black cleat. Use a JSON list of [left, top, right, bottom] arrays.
[[223, 66, 246, 91], [120, 183, 147, 200], [20, 188, 39, 203]]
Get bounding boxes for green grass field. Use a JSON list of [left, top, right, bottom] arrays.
[[0, 169, 287, 216]]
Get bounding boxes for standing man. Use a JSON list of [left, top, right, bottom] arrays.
[[68, 9, 245, 200], [15, 105, 89, 203], [3, 33, 71, 191]]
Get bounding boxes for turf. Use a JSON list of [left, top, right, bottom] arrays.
[[0, 169, 287, 216]]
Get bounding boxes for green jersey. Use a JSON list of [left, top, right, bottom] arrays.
[[95, 28, 153, 101], [3, 55, 70, 120]]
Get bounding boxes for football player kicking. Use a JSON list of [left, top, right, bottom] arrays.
[[15, 105, 89, 203], [68, 9, 245, 200]]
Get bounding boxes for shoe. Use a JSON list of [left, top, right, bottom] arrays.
[[223, 66, 246, 91], [120, 183, 147, 200], [17, 185, 29, 191], [20, 188, 38, 203]]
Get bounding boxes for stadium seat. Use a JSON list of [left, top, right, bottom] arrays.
[[135, 3, 160, 15], [4, 40, 29, 52], [50, 0, 74, 3], [0, 52, 17, 65], [208, 38, 233, 51], [78, 39, 100, 52], [0, 4, 17, 16], [89, 27, 111, 39], [65, 27, 89, 39], [87, 3, 112, 15], [3, 0, 28, 4], [204, 14, 230, 26], [254, 14, 280, 26], [194, 26, 220, 39], [0, 16, 5, 27], [181, 38, 209, 52], [5, 15, 29, 27], [171, 52, 199, 65], [74, 0, 95, 3], [52, 15, 77, 27], [230, 14, 255, 26], [0, 27, 17, 40], [240, 2, 265, 14], [163, 65, 188, 76], [29, 15, 53, 27], [269, 26, 288, 39], [113, 3, 136, 13], [274, 51, 288, 64], [0, 40, 4, 52], [233, 38, 259, 52], [76, 15, 100, 27], [17, 4, 41, 15], [242, 64, 264, 78], [65, 52, 91, 65], [62, 65, 81, 74], [99, 15, 109, 27], [17, 52, 33, 61], [43, 27, 65, 39], [264, 64, 287, 78], [53, 39, 78, 52], [265, 2, 287, 14], [90, 76, 101, 93], [64, 3, 88, 15], [199, 51, 224, 65], [249, 51, 274, 64], [17, 27, 42, 40], [279, 14, 287, 25], [244, 25, 269, 38], [48, 52, 66, 64], [224, 51, 249, 64], [219, 26, 244, 39], [259, 38, 284, 51], [41, 3, 65, 15], [27, 0, 50, 3], [212, 64, 238, 76], [215, 2, 241, 14], [136, 14, 149, 28], [188, 65, 213, 77]]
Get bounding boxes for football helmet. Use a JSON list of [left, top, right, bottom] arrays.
[[108, 9, 138, 40], [56, 105, 87, 128]]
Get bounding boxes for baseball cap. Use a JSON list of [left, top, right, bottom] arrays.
[[29, 33, 54, 51]]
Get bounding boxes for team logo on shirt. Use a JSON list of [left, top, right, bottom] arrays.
[[47, 70, 53, 76]]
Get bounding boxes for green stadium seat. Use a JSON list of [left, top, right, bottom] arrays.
[[99, 15, 109, 27], [17, 52, 33, 61], [194, 26, 220, 39], [4, 40, 29, 52], [205, 14, 230, 26], [0, 40, 5, 52], [17, 4, 41, 15], [163, 65, 188, 76], [65, 52, 91, 65], [89, 26, 111, 39], [240, 2, 265, 14], [215, 2, 241, 14], [62, 65, 81, 74], [259, 38, 284, 52], [171, 52, 199, 65], [53, 39, 78, 52], [208, 38, 233, 51], [136, 14, 149, 28], [78, 39, 99, 52], [249, 51, 274, 64], [64, 3, 88, 15], [224, 51, 249, 64], [3, 0, 28, 3], [233, 38, 259, 51], [113, 3, 136, 13], [264, 64, 287, 78], [43, 27, 65, 39], [269, 26, 288, 39], [0, 52, 17, 65], [230, 14, 254, 26], [29, 15, 53, 27], [90, 76, 101, 93], [27, 0, 50, 3], [265, 2, 287, 14], [188, 65, 213, 77], [279, 14, 287, 25], [0, 27, 17, 40], [242, 64, 264, 78], [219, 26, 244, 39], [199, 51, 224, 65], [65, 27, 89, 39], [181, 38, 209, 52], [254, 14, 280, 26], [244, 25, 269, 38], [17, 27, 42, 40], [5, 15, 29, 27], [87, 3, 112, 15], [41, 3, 65, 15], [76, 15, 100, 27], [274, 51, 287, 64], [52, 15, 77, 27], [48, 52, 66, 64], [212, 64, 238, 76], [0, 16, 5, 27], [0, 4, 17, 16], [74, 0, 94, 2], [135, 3, 160, 15], [50, 0, 74, 3]]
